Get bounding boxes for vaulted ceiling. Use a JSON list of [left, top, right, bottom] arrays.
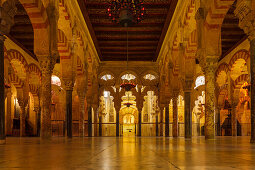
[[220, 0, 246, 60], [9, 0, 35, 59], [78, 0, 178, 61]]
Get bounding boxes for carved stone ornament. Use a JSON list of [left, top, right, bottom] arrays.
[[0, 0, 17, 34], [235, 0, 255, 40]]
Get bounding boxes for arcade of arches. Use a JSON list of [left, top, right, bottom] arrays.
[[1, 0, 255, 145]]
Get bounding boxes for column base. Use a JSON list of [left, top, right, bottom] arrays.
[[250, 138, 255, 144], [0, 139, 6, 145]]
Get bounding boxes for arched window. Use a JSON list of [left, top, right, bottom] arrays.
[[121, 74, 136, 81], [51, 75, 61, 86], [194, 76, 205, 89], [101, 74, 113, 81], [144, 74, 156, 80]]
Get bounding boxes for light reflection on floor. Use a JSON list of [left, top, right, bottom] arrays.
[[0, 137, 254, 169]]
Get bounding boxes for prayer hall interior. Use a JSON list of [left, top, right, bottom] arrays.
[[0, 0, 255, 169]]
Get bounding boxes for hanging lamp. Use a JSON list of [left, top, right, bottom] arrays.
[[107, 0, 145, 91]]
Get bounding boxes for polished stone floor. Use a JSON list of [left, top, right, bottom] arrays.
[[0, 137, 255, 170]]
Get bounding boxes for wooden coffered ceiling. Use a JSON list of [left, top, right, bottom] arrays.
[[78, 0, 178, 61], [220, 0, 246, 60], [9, 0, 35, 59]]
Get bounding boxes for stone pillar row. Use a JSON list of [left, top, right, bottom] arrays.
[[0, 0, 17, 144], [172, 91, 178, 137], [235, 0, 255, 143], [165, 104, 170, 137]]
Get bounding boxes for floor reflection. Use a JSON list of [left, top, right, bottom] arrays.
[[0, 137, 254, 169]]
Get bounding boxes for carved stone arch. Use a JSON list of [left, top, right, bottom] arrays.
[[7, 49, 28, 71], [8, 73, 24, 88], [205, 0, 236, 27], [77, 56, 84, 75], [185, 29, 197, 59], [58, 29, 71, 59], [142, 86, 159, 98], [99, 86, 116, 98], [234, 74, 249, 89], [18, 0, 50, 56], [117, 70, 141, 86], [216, 62, 229, 87], [141, 70, 159, 86], [98, 70, 116, 86], [229, 49, 250, 69], [7, 49, 29, 81], [218, 86, 228, 108], [28, 63, 42, 86], [58, 0, 72, 40], [28, 63, 42, 79]]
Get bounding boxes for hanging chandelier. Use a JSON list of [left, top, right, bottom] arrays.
[[107, 0, 145, 91], [107, 0, 145, 27]]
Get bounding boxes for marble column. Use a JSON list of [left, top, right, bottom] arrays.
[[138, 107, 142, 136], [17, 89, 26, 137], [172, 92, 178, 137], [92, 104, 98, 137], [99, 115, 102, 137], [184, 91, 192, 138], [0, 0, 17, 144], [159, 106, 164, 136], [6, 88, 12, 136], [249, 39, 255, 143], [204, 58, 217, 139], [0, 35, 5, 144], [87, 104, 92, 137], [40, 59, 53, 139], [78, 95, 85, 137], [184, 80, 193, 138], [235, 0, 255, 142], [165, 105, 169, 137], [116, 107, 120, 137], [156, 114, 159, 136], [216, 107, 221, 136], [231, 103, 238, 136], [65, 84, 73, 138]]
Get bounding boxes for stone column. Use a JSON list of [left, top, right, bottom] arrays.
[[0, 0, 17, 144], [172, 91, 178, 137], [159, 106, 164, 136], [64, 81, 74, 138], [249, 38, 255, 142], [138, 106, 142, 136], [78, 94, 85, 137], [156, 113, 159, 136], [231, 97, 239, 136], [6, 88, 12, 136], [99, 114, 102, 137], [115, 106, 120, 137], [204, 58, 217, 139], [40, 59, 53, 139], [17, 88, 26, 137], [0, 35, 5, 144], [235, 1, 255, 142], [184, 80, 193, 139], [87, 103, 93, 137], [216, 107, 221, 136], [92, 104, 98, 136], [165, 104, 170, 137]]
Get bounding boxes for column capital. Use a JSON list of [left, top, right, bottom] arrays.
[[195, 7, 206, 21], [183, 79, 193, 92], [235, 0, 255, 40], [39, 58, 54, 75], [0, 0, 17, 35], [63, 79, 74, 91], [200, 56, 218, 74], [172, 89, 179, 100]]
